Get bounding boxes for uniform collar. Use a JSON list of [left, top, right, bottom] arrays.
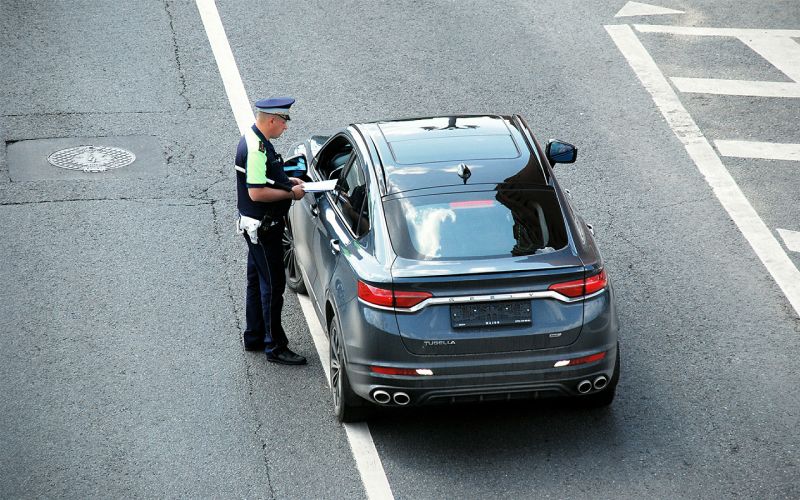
[[251, 124, 271, 146]]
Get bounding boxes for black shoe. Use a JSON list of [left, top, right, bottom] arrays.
[[244, 343, 265, 352], [266, 347, 307, 365]]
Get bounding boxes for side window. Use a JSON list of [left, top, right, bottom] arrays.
[[333, 156, 370, 237], [315, 136, 353, 180]]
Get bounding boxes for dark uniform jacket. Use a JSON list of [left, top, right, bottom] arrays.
[[235, 124, 292, 221]]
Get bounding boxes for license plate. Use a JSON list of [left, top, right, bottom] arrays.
[[450, 300, 532, 328]]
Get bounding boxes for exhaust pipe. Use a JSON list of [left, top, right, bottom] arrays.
[[373, 390, 391, 404], [393, 392, 411, 406], [593, 376, 608, 391], [577, 380, 592, 394]]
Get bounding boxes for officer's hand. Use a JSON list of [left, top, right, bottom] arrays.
[[289, 177, 303, 185], [290, 184, 306, 200]]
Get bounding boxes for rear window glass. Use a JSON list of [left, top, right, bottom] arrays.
[[388, 135, 520, 165], [384, 189, 568, 260]]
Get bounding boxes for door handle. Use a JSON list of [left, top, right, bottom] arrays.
[[329, 239, 340, 255], [310, 203, 319, 217]]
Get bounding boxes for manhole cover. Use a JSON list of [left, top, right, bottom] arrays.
[[47, 145, 136, 173]]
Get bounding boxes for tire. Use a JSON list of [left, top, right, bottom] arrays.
[[282, 216, 307, 294], [580, 343, 621, 408], [329, 314, 369, 423]]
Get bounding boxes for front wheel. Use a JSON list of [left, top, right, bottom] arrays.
[[282, 216, 306, 294], [329, 314, 369, 423]]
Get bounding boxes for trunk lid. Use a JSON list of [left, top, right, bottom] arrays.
[[391, 253, 586, 355]]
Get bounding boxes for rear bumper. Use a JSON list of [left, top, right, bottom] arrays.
[[339, 277, 620, 407], [346, 343, 618, 406]]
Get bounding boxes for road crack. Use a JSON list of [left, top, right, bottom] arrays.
[[164, 0, 191, 110], [210, 200, 277, 499]]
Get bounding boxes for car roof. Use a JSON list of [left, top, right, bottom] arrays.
[[356, 115, 547, 195]]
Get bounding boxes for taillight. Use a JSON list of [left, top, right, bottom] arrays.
[[584, 269, 608, 295], [548, 269, 607, 298], [358, 281, 432, 309], [548, 277, 585, 298]]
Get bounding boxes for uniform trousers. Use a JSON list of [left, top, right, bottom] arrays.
[[243, 223, 287, 353]]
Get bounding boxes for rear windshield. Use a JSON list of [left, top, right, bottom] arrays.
[[384, 189, 568, 260], [389, 135, 520, 165]]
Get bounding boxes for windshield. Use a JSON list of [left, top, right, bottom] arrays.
[[383, 189, 568, 261]]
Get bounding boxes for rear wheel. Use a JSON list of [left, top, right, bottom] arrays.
[[329, 314, 369, 423], [580, 343, 620, 408], [282, 216, 306, 294]]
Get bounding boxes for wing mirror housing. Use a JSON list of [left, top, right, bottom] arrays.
[[546, 140, 577, 165], [283, 154, 308, 178]]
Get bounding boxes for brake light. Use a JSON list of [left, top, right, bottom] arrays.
[[548, 270, 607, 298], [553, 351, 607, 368], [449, 200, 494, 209], [358, 281, 432, 309]]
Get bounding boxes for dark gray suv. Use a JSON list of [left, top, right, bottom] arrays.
[[282, 115, 620, 422]]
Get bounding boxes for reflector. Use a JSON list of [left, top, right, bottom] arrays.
[[553, 351, 607, 367], [370, 366, 419, 376]]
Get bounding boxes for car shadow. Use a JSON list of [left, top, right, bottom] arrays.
[[364, 397, 630, 493]]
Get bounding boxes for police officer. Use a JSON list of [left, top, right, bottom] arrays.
[[235, 97, 307, 365]]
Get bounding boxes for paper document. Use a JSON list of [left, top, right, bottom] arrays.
[[302, 180, 338, 192]]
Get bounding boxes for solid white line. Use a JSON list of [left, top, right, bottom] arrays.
[[670, 77, 800, 98], [777, 229, 800, 253], [715, 140, 800, 161], [195, 1, 395, 498], [195, 0, 253, 136], [297, 295, 395, 500], [634, 24, 800, 38], [298, 294, 332, 384], [606, 24, 800, 317]]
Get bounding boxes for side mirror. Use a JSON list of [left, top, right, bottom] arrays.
[[283, 155, 307, 178], [546, 140, 577, 165]]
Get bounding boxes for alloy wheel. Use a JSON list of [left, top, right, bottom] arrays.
[[282, 218, 306, 293], [329, 322, 343, 412]]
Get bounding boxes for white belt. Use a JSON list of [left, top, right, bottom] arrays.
[[237, 214, 262, 244]]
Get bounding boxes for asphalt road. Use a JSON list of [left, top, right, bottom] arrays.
[[1, 0, 798, 498]]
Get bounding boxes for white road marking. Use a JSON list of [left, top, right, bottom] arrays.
[[606, 24, 800, 317], [194, 0, 252, 136], [636, 25, 800, 98], [298, 295, 395, 500], [738, 35, 800, 83], [615, 1, 684, 18], [634, 24, 800, 38], [195, 1, 395, 498], [715, 140, 800, 161], [670, 78, 800, 97], [778, 229, 800, 253]]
